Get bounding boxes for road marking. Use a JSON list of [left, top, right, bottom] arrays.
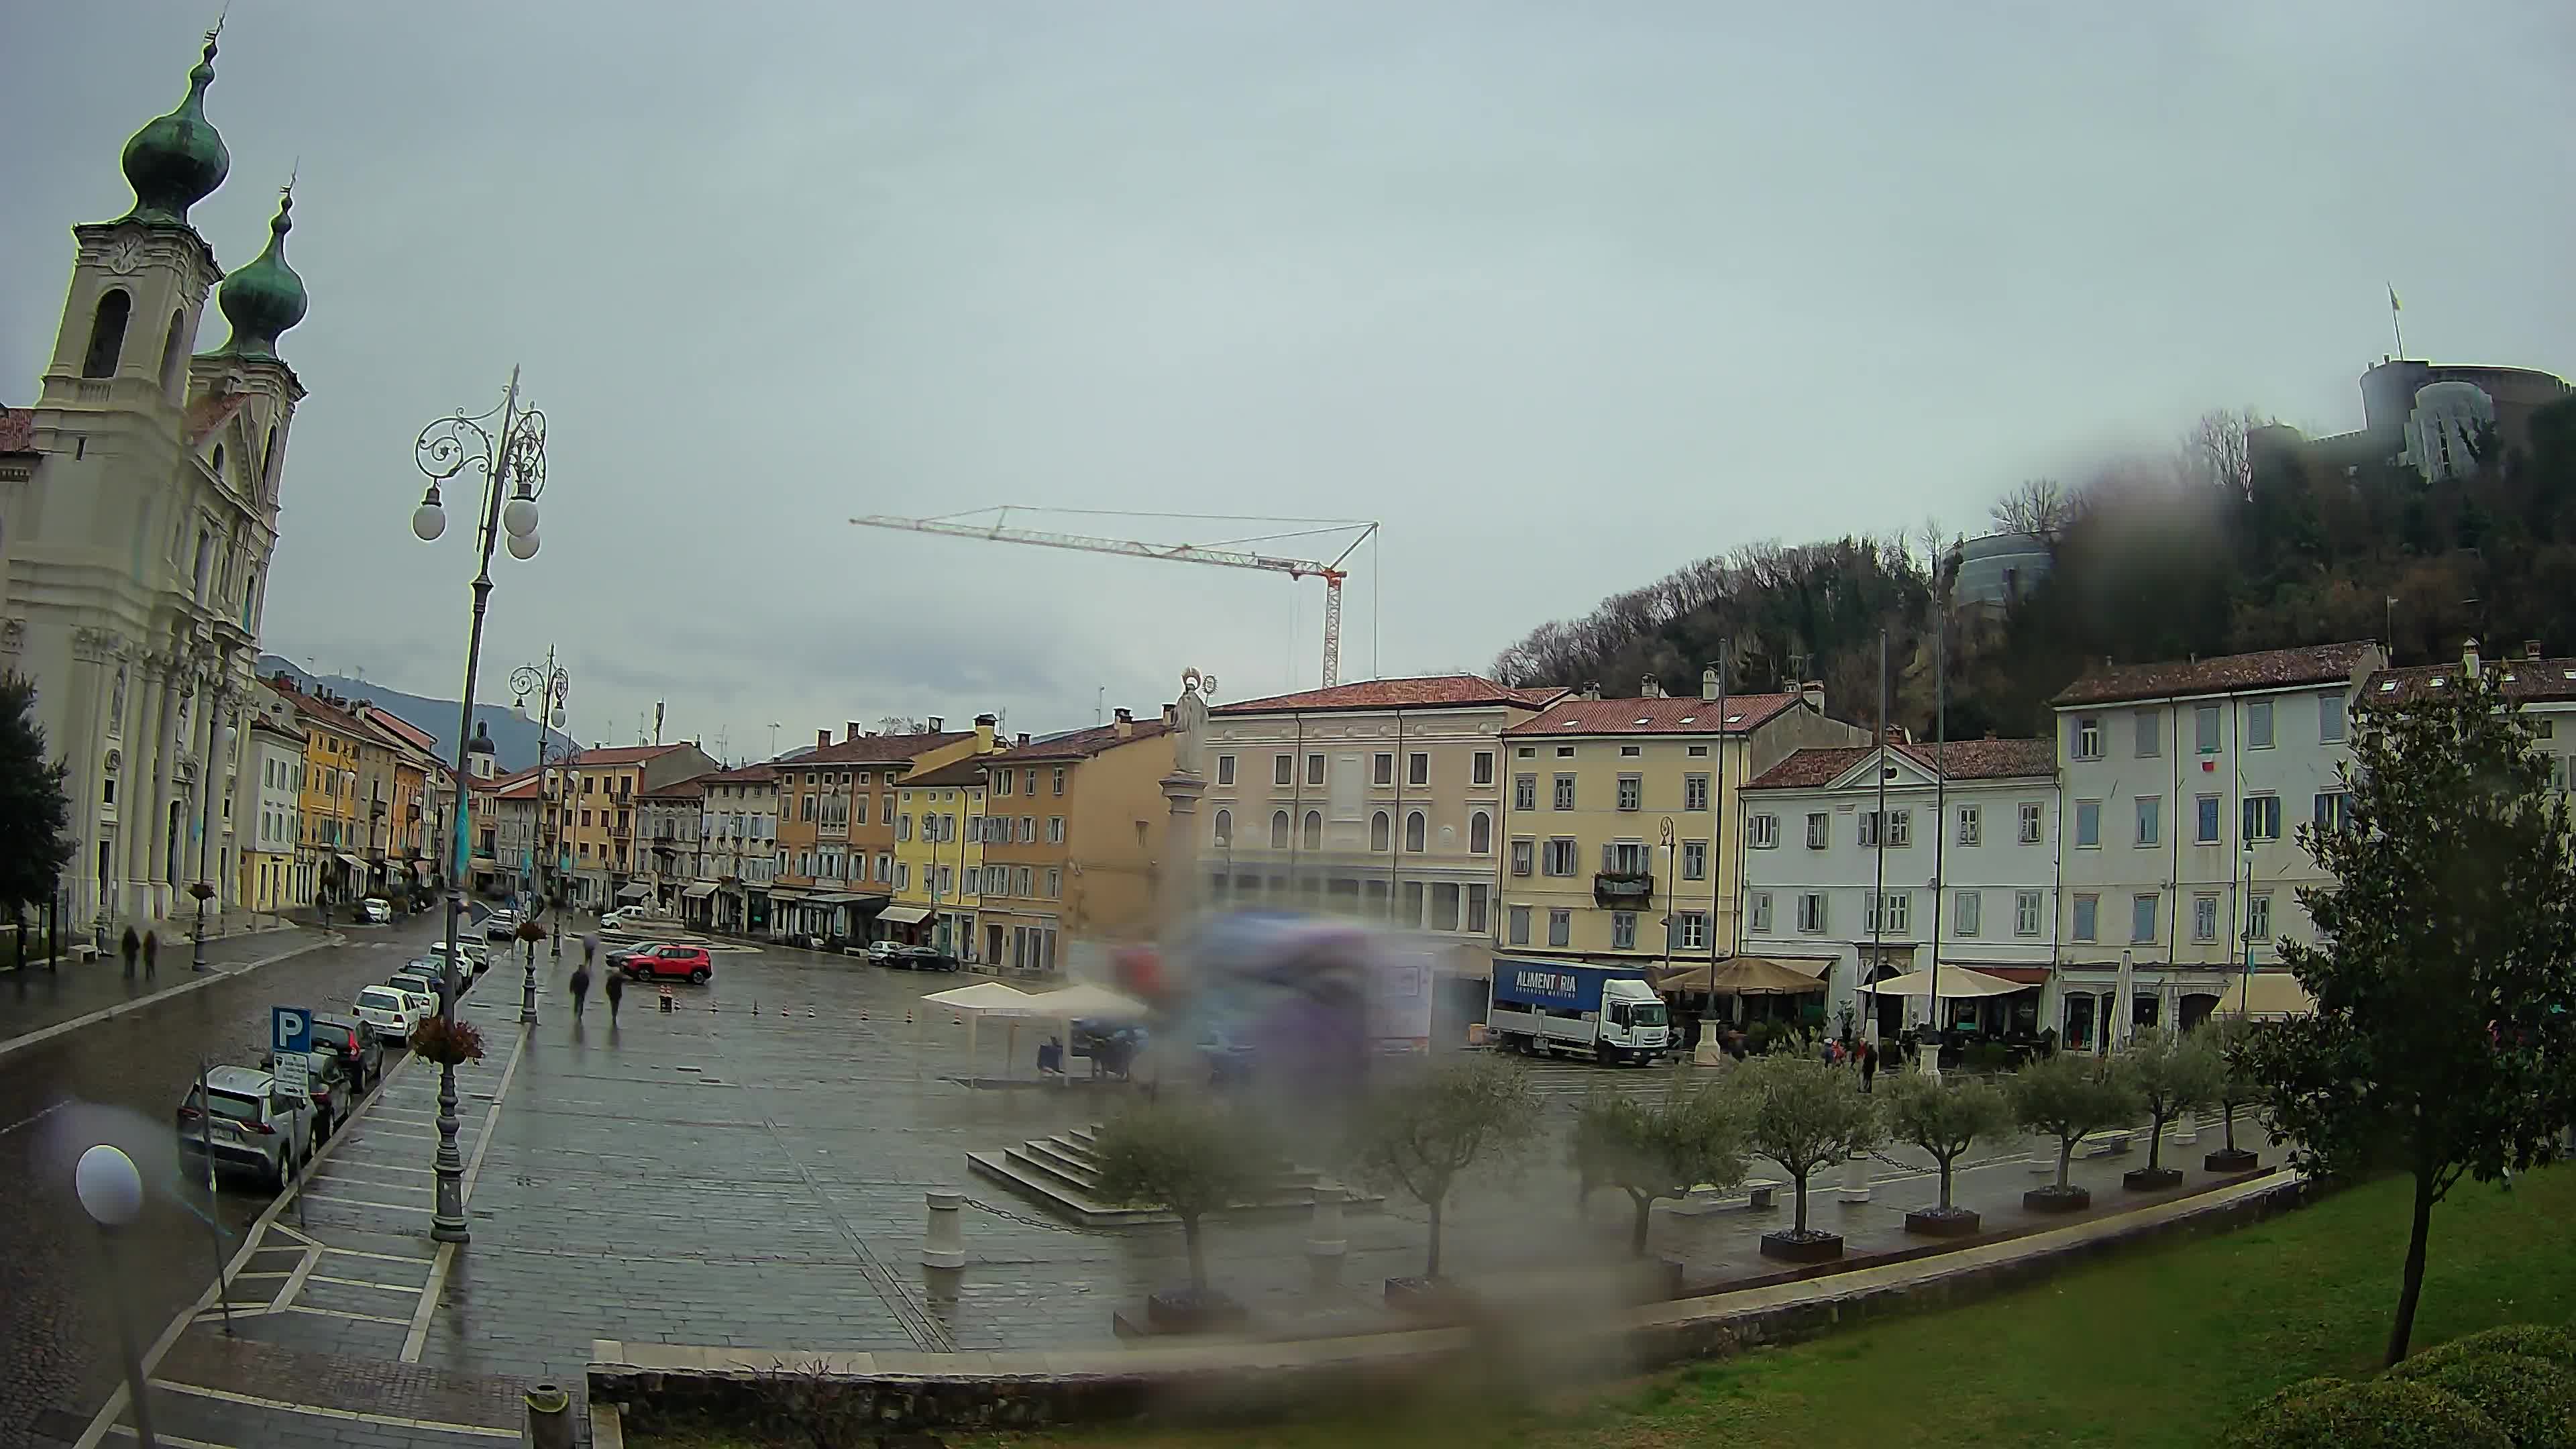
[[298, 1192, 432, 1214], [0, 930, 333, 1061], [404, 1022, 527, 1364], [309, 1273, 425, 1294], [0, 1098, 71, 1139], [278, 1302, 412, 1326], [319, 1244, 435, 1265], [268, 1248, 321, 1316], [146, 1380, 519, 1438], [321, 1157, 434, 1174], [108, 1426, 237, 1449]]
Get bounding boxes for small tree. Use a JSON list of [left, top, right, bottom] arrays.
[[0, 674, 75, 921], [2010, 1050, 2143, 1194], [1731, 1051, 1881, 1237], [1879, 1069, 2012, 1216], [1092, 1097, 1264, 1296], [1572, 1085, 1747, 1256], [2124, 1027, 2224, 1177], [2237, 669, 2576, 1366], [1346, 1055, 1536, 1279], [2200, 1015, 2262, 1159]]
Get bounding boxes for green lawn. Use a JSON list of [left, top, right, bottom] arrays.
[[635, 1165, 2576, 1449]]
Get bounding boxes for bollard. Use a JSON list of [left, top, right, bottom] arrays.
[[1304, 1185, 1347, 1290], [659, 986, 674, 1014], [922, 1190, 966, 1269], [525, 1382, 574, 1449], [2173, 1112, 2200, 1148], [1837, 1148, 1871, 1203]]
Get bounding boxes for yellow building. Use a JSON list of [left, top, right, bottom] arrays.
[[972, 708, 1173, 969], [768, 715, 997, 943], [264, 680, 368, 904], [544, 742, 721, 910], [891, 754, 993, 955], [1497, 678, 1864, 965]]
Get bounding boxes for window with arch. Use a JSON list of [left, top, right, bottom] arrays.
[[1212, 808, 1232, 847], [1302, 810, 1322, 850], [83, 290, 132, 378], [262, 425, 279, 496], [158, 311, 188, 397], [1405, 810, 1427, 852], [1270, 810, 1290, 849], [211, 443, 225, 485], [1370, 810, 1390, 852], [1469, 810, 1493, 854]]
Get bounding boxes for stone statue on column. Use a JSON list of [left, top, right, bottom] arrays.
[[1159, 669, 1218, 932], [1170, 668, 1216, 777]]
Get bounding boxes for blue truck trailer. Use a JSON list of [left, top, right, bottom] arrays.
[[1486, 955, 1670, 1064]]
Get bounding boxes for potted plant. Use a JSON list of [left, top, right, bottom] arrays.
[[1571, 1083, 1746, 1290], [1092, 1097, 1262, 1333], [189, 881, 215, 903], [409, 1016, 486, 1066], [1731, 1050, 1882, 1262], [1346, 1055, 1536, 1311], [2200, 1016, 2264, 1173], [2009, 1050, 2142, 1212], [2121, 1027, 2223, 1189], [1881, 1069, 2014, 1236]]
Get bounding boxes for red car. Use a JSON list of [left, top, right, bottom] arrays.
[[620, 943, 712, 983]]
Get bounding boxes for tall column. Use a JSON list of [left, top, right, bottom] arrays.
[[147, 660, 193, 920], [125, 661, 170, 918], [1159, 670, 1214, 938]]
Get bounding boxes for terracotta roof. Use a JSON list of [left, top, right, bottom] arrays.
[[182, 390, 252, 446], [698, 763, 776, 785], [563, 743, 687, 767], [246, 716, 305, 745], [639, 775, 710, 800], [902, 756, 995, 790], [493, 774, 542, 800], [1505, 693, 1803, 737], [2052, 642, 2379, 707], [355, 706, 438, 756], [2366, 656, 2576, 706], [1746, 738, 2056, 791], [986, 717, 1172, 762], [0, 408, 32, 454], [1213, 676, 1565, 716], [791, 731, 975, 766]]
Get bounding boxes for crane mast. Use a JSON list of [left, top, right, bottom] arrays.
[[850, 512, 1373, 687]]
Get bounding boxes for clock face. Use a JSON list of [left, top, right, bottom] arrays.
[[105, 236, 145, 275]]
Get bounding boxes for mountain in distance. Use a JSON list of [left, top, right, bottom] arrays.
[[256, 654, 576, 774]]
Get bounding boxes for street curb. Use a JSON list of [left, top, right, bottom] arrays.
[[0, 930, 343, 1063]]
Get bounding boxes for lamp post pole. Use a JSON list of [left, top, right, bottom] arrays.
[[513, 653, 571, 1026], [191, 690, 233, 971], [409, 367, 550, 1244], [77, 1144, 158, 1448]]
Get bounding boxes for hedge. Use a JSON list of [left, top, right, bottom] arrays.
[[2218, 1376, 2510, 1449], [2383, 1352, 2576, 1449]]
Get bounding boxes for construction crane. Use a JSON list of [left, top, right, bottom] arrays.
[[850, 509, 1378, 686]]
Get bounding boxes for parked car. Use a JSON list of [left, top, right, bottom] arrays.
[[176, 1065, 315, 1189], [891, 945, 961, 973], [358, 896, 392, 924], [482, 908, 521, 942], [385, 969, 441, 1016], [426, 939, 490, 975], [865, 940, 903, 963], [619, 943, 713, 983], [353, 985, 423, 1045], [309, 1011, 384, 1093], [600, 907, 657, 932], [261, 1048, 349, 1138]]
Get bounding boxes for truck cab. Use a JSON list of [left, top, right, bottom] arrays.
[[1487, 955, 1672, 1065]]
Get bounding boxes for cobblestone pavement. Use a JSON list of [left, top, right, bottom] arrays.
[[2, 907, 490, 1448], [0, 922, 321, 1052]]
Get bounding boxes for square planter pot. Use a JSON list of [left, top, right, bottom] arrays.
[[1383, 1276, 1474, 1320], [1758, 1230, 1845, 1264], [2122, 1166, 2184, 1191], [1903, 1206, 1982, 1238], [1144, 1289, 1248, 1334], [2023, 1185, 2092, 1213], [2204, 1147, 2261, 1173]]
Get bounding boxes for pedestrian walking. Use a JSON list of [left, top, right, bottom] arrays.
[[604, 967, 624, 1024], [142, 930, 158, 979], [1860, 1038, 1879, 1093], [570, 959, 591, 1019], [120, 925, 140, 979]]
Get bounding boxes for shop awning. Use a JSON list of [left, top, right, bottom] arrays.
[[2217, 971, 2316, 1020], [411, 861, 437, 881], [616, 883, 652, 900], [1861, 966, 2027, 999], [766, 888, 811, 902], [681, 881, 720, 900], [810, 892, 888, 908], [877, 905, 932, 925], [1658, 957, 1830, 996], [335, 853, 368, 871]]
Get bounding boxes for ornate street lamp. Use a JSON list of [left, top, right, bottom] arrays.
[[409, 368, 548, 1245], [511, 649, 572, 1024]]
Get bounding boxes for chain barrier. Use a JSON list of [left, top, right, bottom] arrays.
[[961, 1195, 1090, 1234]]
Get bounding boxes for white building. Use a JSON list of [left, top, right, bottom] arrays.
[[2050, 641, 2383, 1049], [693, 763, 778, 932], [1200, 676, 1565, 938], [1739, 738, 2060, 1038], [2367, 640, 2576, 788], [235, 715, 304, 913], [636, 775, 708, 912], [1, 33, 308, 932]]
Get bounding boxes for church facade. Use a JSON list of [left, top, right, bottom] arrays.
[[0, 30, 312, 932]]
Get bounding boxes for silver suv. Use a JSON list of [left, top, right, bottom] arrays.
[[176, 1065, 316, 1189]]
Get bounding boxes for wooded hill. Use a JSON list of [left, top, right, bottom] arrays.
[[1489, 396, 2576, 739]]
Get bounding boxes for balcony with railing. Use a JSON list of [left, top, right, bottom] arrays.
[[1593, 871, 1654, 907]]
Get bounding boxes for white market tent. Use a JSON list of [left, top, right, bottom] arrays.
[[1023, 982, 1151, 1021], [920, 981, 1045, 1080], [1860, 965, 2027, 1000]]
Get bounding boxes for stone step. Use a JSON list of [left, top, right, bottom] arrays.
[[967, 1148, 1385, 1228], [1006, 1141, 1105, 1195]]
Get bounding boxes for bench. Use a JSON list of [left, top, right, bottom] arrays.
[[1744, 1178, 1787, 1210], [2075, 1129, 2137, 1159]]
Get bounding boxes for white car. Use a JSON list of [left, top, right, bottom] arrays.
[[354, 984, 423, 1044], [178, 1065, 316, 1189], [359, 897, 392, 924], [427, 939, 490, 974]]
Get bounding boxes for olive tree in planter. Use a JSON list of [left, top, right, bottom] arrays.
[[2009, 1049, 2142, 1212], [1731, 1050, 1882, 1262], [2121, 1027, 2224, 1189], [1093, 1096, 1265, 1333], [1347, 1054, 1536, 1306], [2200, 1016, 2265, 1173], [1571, 1083, 1746, 1265], [1880, 1069, 2013, 1236]]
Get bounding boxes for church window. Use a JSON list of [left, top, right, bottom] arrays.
[[211, 445, 225, 483], [159, 311, 188, 398], [83, 289, 131, 378]]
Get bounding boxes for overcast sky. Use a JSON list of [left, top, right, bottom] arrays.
[[9, 2, 2571, 759]]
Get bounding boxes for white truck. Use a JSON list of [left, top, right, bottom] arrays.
[[1486, 955, 1670, 1065]]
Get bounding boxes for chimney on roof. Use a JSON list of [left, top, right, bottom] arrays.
[[2464, 637, 2482, 677], [1700, 667, 1720, 702], [847, 721, 861, 741], [2527, 639, 2544, 661], [1162, 703, 1176, 727], [926, 716, 943, 733], [1884, 724, 1907, 745], [1114, 707, 1134, 739], [973, 714, 996, 749], [1580, 682, 1601, 701], [1801, 680, 1825, 713], [1640, 675, 1662, 699], [817, 728, 830, 750], [1016, 732, 1030, 747]]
